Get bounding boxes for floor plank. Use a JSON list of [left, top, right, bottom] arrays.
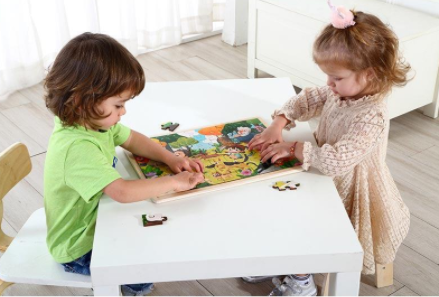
[[198, 277, 274, 296], [394, 244, 439, 295], [392, 110, 439, 147], [0, 113, 45, 156], [411, 145, 439, 172], [0, 91, 30, 110], [2, 179, 44, 232], [403, 215, 439, 264], [183, 38, 247, 78], [18, 83, 47, 111], [388, 119, 435, 157], [25, 153, 46, 196], [1, 103, 54, 151], [387, 150, 439, 229], [150, 281, 212, 296], [2, 284, 91, 296], [178, 56, 241, 80], [390, 285, 419, 296]]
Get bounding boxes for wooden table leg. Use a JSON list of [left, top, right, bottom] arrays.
[[375, 263, 393, 288]]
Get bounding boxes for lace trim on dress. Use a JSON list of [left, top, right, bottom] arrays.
[[335, 93, 384, 108]]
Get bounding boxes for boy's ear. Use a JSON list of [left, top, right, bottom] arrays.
[[72, 95, 83, 111]]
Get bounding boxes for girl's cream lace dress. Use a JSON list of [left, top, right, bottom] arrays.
[[273, 86, 410, 274]]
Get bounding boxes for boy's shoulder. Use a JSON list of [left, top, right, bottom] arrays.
[[48, 122, 103, 155]]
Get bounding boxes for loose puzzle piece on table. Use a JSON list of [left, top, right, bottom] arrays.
[[142, 214, 167, 227], [272, 181, 300, 191], [161, 122, 179, 132]]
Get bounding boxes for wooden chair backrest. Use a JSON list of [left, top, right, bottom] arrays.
[[0, 143, 32, 250]]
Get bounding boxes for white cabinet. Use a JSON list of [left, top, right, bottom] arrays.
[[248, 0, 439, 118]]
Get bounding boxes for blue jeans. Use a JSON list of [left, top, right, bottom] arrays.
[[61, 250, 153, 296]]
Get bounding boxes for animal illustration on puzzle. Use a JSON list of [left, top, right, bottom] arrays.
[[132, 118, 302, 189]]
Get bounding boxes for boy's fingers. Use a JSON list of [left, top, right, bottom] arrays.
[[191, 173, 204, 185], [195, 160, 204, 172], [197, 173, 204, 182], [191, 160, 201, 172], [182, 163, 193, 172]]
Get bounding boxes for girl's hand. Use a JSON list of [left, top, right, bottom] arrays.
[[167, 155, 204, 173], [260, 141, 304, 163], [248, 125, 284, 151], [172, 171, 205, 192]]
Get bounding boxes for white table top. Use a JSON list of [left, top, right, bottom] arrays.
[[90, 78, 363, 287]]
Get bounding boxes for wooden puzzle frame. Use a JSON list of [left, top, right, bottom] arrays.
[[125, 118, 303, 203]]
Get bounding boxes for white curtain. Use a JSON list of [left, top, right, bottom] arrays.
[[0, 0, 225, 99]]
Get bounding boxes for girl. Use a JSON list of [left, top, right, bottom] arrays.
[[44, 32, 204, 296], [247, 3, 411, 296]]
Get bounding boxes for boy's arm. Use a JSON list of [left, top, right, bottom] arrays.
[[121, 130, 175, 165], [103, 172, 204, 203]]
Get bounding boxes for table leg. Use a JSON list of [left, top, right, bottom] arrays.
[[93, 285, 121, 296], [328, 271, 361, 296]]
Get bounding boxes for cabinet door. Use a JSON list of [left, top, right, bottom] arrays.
[[255, 1, 327, 86]]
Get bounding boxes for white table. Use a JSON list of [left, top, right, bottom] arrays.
[[90, 78, 364, 296]]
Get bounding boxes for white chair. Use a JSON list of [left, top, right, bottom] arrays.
[[0, 143, 92, 295]]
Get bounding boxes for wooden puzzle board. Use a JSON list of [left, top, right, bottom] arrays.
[[125, 118, 303, 203]]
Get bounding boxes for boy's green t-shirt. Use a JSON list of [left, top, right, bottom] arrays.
[[44, 117, 131, 263]]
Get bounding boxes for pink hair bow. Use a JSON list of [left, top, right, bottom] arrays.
[[327, 0, 356, 29]]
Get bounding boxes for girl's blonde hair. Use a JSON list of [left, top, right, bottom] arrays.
[[313, 11, 411, 96]]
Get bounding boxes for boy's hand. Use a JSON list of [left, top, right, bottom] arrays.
[[167, 155, 204, 173], [260, 141, 304, 163], [172, 172, 205, 192], [248, 125, 284, 151]]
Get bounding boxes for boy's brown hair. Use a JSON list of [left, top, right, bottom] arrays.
[[45, 32, 145, 129], [313, 11, 411, 96]]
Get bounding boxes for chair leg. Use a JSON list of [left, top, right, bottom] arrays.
[[0, 232, 14, 252], [0, 279, 13, 296], [375, 262, 393, 288], [320, 273, 331, 296]]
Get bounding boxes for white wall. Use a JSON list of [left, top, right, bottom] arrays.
[[378, 0, 439, 17]]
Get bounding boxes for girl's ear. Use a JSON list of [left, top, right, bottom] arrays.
[[365, 67, 376, 81]]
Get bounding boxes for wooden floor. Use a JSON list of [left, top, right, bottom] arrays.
[[1, 35, 438, 296]]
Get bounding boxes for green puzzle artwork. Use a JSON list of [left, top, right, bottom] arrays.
[[131, 118, 302, 190]]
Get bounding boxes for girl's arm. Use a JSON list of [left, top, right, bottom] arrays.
[[248, 86, 330, 151], [273, 86, 330, 130]]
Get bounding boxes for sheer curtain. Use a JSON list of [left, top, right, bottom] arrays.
[[0, 0, 225, 99]]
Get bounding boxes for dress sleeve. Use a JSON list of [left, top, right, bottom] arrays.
[[272, 86, 330, 130], [301, 108, 386, 177]]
